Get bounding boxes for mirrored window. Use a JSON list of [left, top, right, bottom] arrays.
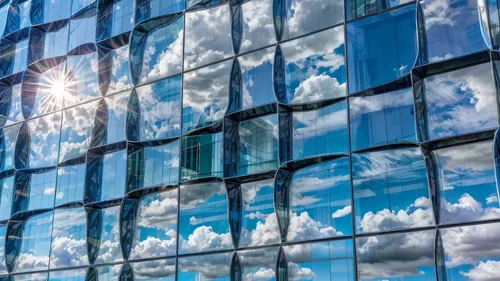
[[4, 0, 31, 36], [239, 0, 275, 53], [352, 148, 433, 233], [65, 52, 101, 107], [131, 258, 176, 281], [68, 8, 97, 53], [14, 169, 56, 213], [0, 124, 21, 172], [8, 273, 48, 281], [181, 132, 223, 182], [55, 162, 86, 206], [177, 252, 231, 280], [292, 101, 348, 160], [0, 173, 14, 221], [356, 230, 436, 281], [49, 268, 86, 281], [86, 148, 127, 203], [280, 26, 346, 105], [423, 62, 498, 140], [184, 4, 233, 70], [72, 0, 96, 15], [179, 182, 232, 254], [28, 23, 69, 64], [87, 206, 123, 264], [135, 0, 184, 23], [0, 2, 9, 37], [346, 0, 412, 20], [0, 37, 29, 79], [238, 248, 278, 280], [434, 140, 500, 225], [182, 60, 231, 133], [350, 88, 416, 151], [287, 158, 352, 242], [0, 83, 24, 127], [50, 207, 87, 268], [93, 265, 122, 281], [98, 43, 132, 95], [31, 0, 72, 24], [91, 92, 129, 147], [0, 224, 7, 275], [347, 4, 417, 93], [97, 0, 134, 41]]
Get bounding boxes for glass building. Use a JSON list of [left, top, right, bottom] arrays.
[[0, 0, 500, 280]]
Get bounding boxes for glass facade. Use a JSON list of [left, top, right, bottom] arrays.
[[0, 0, 500, 280]]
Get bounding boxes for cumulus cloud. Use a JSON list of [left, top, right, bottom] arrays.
[[241, 212, 280, 247], [16, 253, 50, 272], [240, 0, 275, 52], [291, 74, 346, 104], [461, 261, 500, 281], [50, 237, 87, 268], [178, 252, 231, 279], [179, 226, 233, 253], [332, 206, 352, 218], [287, 212, 343, 241], [130, 231, 177, 259], [132, 259, 176, 279], [137, 191, 178, 229]]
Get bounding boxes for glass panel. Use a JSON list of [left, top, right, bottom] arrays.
[[0, 224, 6, 275], [281, 26, 346, 104], [59, 101, 98, 163], [435, 140, 500, 224], [238, 47, 275, 111], [0, 2, 9, 37], [97, 0, 135, 41], [93, 206, 123, 264], [55, 163, 86, 206], [31, 0, 72, 24], [419, 0, 488, 64], [350, 88, 416, 151], [283, 240, 354, 281], [179, 182, 232, 254], [0, 174, 14, 221], [281, 0, 344, 40], [24, 112, 62, 169], [89, 149, 127, 203], [240, 179, 280, 247], [181, 132, 223, 181], [0, 38, 29, 78], [1, 124, 21, 172], [424, 62, 498, 140], [238, 247, 279, 280], [95, 264, 121, 281], [0, 83, 24, 127], [49, 268, 86, 281], [72, 0, 96, 15], [4, 1, 31, 35], [240, 0, 275, 53], [292, 101, 348, 160], [9, 273, 48, 281], [346, 0, 412, 20], [68, 10, 97, 53], [65, 52, 101, 107], [184, 4, 233, 70], [50, 207, 87, 268], [131, 258, 176, 281], [182, 60, 231, 133], [134, 76, 182, 141], [15, 169, 57, 212], [99, 44, 132, 95], [352, 148, 432, 233], [130, 189, 178, 260], [135, 0, 184, 23], [288, 158, 352, 242], [92, 92, 129, 146], [13, 211, 53, 273], [347, 4, 417, 93], [177, 252, 232, 280], [237, 114, 278, 176], [356, 230, 436, 281], [29, 24, 69, 63]]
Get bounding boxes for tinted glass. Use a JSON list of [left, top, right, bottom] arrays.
[[346, 0, 412, 20], [99, 43, 132, 95], [4, 1, 31, 35], [0, 124, 21, 171], [50, 207, 87, 268], [91, 92, 129, 146], [72, 0, 96, 15], [0, 83, 24, 126], [0, 174, 14, 221], [131, 258, 176, 281], [31, 0, 71, 24], [68, 10, 97, 53], [14, 169, 57, 212], [65, 52, 101, 107], [97, 0, 134, 41], [181, 132, 223, 181], [240, 0, 275, 53], [135, 0, 184, 23], [0, 38, 29, 78], [177, 252, 231, 280], [0, 224, 6, 275], [238, 247, 279, 280], [93, 206, 123, 264], [55, 163, 86, 206], [29, 24, 69, 63]]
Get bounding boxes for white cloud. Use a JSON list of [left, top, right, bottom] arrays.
[[16, 253, 49, 272], [130, 233, 177, 260], [332, 206, 352, 218], [461, 260, 500, 281], [179, 226, 233, 253], [245, 267, 275, 281], [291, 74, 346, 104], [287, 212, 343, 241], [50, 237, 87, 268]]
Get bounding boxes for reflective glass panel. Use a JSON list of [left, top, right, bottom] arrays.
[[356, 230, 436, 281], [4, 1, 31, 35], [0, 224, 6, 274], [177, 252, 232, 280], [135, 0, 184, 23], [91, 92, 129, 146], [182, 60, 231, 133], [240, 179, 280, 247], [0, 83, 24, 126], [424, 62, 498, 140], [0, 174, 14, 221], [130, 189, 178, 259], [8, 273, 48, 281], [22, 112, 62, 169], [0, 124, 21, 171], [0, 2, 9, 37], [347, 4, 417, 93], [94, 265, 121, 281], [288, 158, 352, 241], [419, 0, 488, 64], [238, 247, 278, 280], [352, 148, 433, 233], [55, 162, 86, 206], [48, 268, 86, 281], [87, 148, 127, 203], [346, 0, 412, 20], [14, 169, 57, 212], [0, 38, 29, 78], [50, 207, 87, 268], [29, 24, 69, 63], [72, 0, 96, 15], [434, 140, 500, 224], [181, 132, 223, 181], [31, 0, 72, 24], [281, 26, 346, 104], [292, 101, 348, 160], [97, 0, 134, 41], [68, 10, 97, 53], [131, 258, 176, 281], [184, 4, 233, 70], [65, 52, 100, 107], [179, 182, 232, 254], [133, 76, 181, 141], [93, 206, 123, 264], [350, 88, 416, 151], [99, 43, 132, 95], [240, 0, 275, 53], [283, 240, 355, 281]]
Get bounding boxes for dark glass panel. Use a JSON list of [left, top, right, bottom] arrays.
[[4, 0, 31, 36], [135, 0, 184, 23], [181, 132, 223, 181], [346, 0, 412, 20], [14, 169, 56, 213], [0, 173, 14, 221], [0, 37, 29, 79], [31, 0, 72, 25], [97, 0, 134, 41], [28, 23, 69, 63]]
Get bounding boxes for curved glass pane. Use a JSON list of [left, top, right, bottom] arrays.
[[127, 141, 180, 191], [238, 247, 278, 280], [135, 0, 184, 23], [131, 258, 176, 281], [0, 174, 14, 221], [13, 211, 53, 273], [435, 140, 500, 225], [50, 207, 87, 268], [283, 240, 354, 281], [130, 189, 178, 260], [86, 148, 127, 203], [0, 224, 6, 275], [14, 169, 57, 212], [350, 88, 416, 151], [352, 148, 432, 233], [49, 268, 86, 281], [68, 9, 97, 53], [92, 92, 129, 147], [9, 273, 48, 281], [98, 43, 132, 95], [182, 60, 231, 133], [97, 0, 134, 41], [132, 15, 183, 85], [0, 2, 9, 37], [4, 1, 31, 36], [0, 37, 29, 78], [424, 62, 498, 140], [179, 182, 232, 254], [94, 265, 121, 281], [438, 223, 500, 281], [240, 179, 280, 247], [59, 100, 98, 163], [288, 158, 352, 242], [181, 132, 223, 181], [292, 101, 348, 160], [72, 0, 96, 15], [356, 230, 436, 281], [1, 124, 21, 172], [134, 76, 181, 141], [347, 4, 417, 93], [23, 112, 62, 169], [281, 0, 344, 40], [346, 0, 412, 20], [55, 162, 86, 206], [177, 252, 231, 280], [93, 206, 123, 264], [238, 47, 275, 111], [419, 0, 488, 64], [281, 26, 346, 105], [31, 0, 71, 25], [0, 83, 24, 127], [28, 24, 69, 63], [184, 4, 233, 70], [240, 0, 275, 53], [65, 52, 100, 107]]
